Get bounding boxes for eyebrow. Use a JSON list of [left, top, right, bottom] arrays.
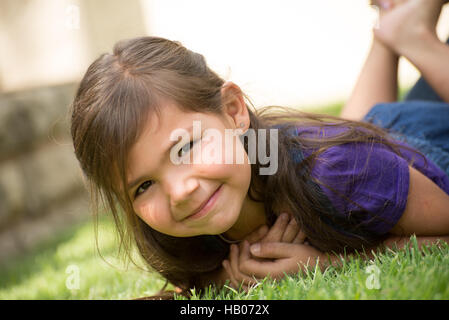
[[126, 125, 194, 193]]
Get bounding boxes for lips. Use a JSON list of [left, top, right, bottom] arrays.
[[185, 185, 222, 220]]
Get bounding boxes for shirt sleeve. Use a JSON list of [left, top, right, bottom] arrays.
[[309, 141, 410, 235]]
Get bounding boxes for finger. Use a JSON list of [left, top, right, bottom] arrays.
[[254, 225, 269, 243], [236, 242, 262, 286], [239, 240, 263, 285], [236, 242, 296, 279], [243, 224, 269, 244], [229, 244, 240, 280], [281, 217, 301, 243], [240, 225, 261, 243], [238, 256, 284, 280], [230, 244, 259, 287], [250, 242, 293, 259], [261, 213, 290, 243], [292, 229, 307, 244], [222, 260, 239, 290]]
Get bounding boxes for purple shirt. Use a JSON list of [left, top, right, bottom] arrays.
[[294, 125, 449, 235]]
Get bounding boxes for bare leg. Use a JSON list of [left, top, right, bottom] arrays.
[[340, 2, 400, 121], [404, 36, 449, 102]]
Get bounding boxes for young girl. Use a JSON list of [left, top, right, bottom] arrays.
[[71, 0, 449, 299]]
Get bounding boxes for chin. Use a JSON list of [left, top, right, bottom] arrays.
[[217, 208, 242, 235]]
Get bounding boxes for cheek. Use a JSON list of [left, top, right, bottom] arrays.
[[230, 137, 252, 185], [198, 133, 226, 165], [196, 145, 250, 185], [199, 131, 245, 163], [134, 199, 170, 231], [199, 132, 251, 170], [236, 160, 252, 192]]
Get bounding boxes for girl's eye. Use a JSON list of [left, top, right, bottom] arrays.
[[135, 180, 153, 198], [178, 139, 200, 158]]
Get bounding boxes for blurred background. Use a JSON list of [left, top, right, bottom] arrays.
[[0, 0, 448, 298]]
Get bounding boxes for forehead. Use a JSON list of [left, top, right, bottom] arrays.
[[128, 101, 185, 160], [125, 101, 223, 181]]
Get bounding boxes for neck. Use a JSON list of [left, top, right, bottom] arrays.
[[222, 195, 267, 241]]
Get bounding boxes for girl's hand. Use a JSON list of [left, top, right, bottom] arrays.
[[221, 213, 307, 291], [223, 240, 325, 292], [243, 241, 326, 280], [244, 212, 307, 245]]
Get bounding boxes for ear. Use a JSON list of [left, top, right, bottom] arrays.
[[220, 81, 250, 132]]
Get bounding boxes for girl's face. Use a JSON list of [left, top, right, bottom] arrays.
[[126, 83, 262, 238]]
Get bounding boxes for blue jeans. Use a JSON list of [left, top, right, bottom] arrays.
[[362, 37, 449, 176]]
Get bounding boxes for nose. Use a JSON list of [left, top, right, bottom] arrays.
[[167, 175, 200, 207]]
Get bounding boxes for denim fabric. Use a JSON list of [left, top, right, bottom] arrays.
[[363, 101, 449, 177]]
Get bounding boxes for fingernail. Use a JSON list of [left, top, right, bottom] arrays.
[[281, 213, 288, 220], [250, 243, 260, 254]]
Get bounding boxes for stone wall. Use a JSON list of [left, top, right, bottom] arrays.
[[0, 0, 148, 264], [0, 83, 90, 263]]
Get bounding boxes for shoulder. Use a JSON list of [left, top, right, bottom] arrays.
[[302, 134, 411, 235], [306, 132, 408, 179], [295, 125, 409, 181]]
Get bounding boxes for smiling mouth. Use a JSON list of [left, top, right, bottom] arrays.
[[183, 184, 223, 221]]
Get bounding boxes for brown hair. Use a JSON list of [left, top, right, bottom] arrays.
[[70, 36, 427, 299]]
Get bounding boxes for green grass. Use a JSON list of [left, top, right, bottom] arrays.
[[301, 85, 411, 117], [2, 213, 448, 299], [0, 215, 170, 300], [5, 89, 446, 300], [185, 238, 449, 300]]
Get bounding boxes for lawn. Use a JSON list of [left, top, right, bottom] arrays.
[[2, 210, 449, 300], [0, 215, 170, 299], [4, 90, 448, 300]]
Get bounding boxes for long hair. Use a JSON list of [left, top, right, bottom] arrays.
[[70, 36, 427, 299]]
